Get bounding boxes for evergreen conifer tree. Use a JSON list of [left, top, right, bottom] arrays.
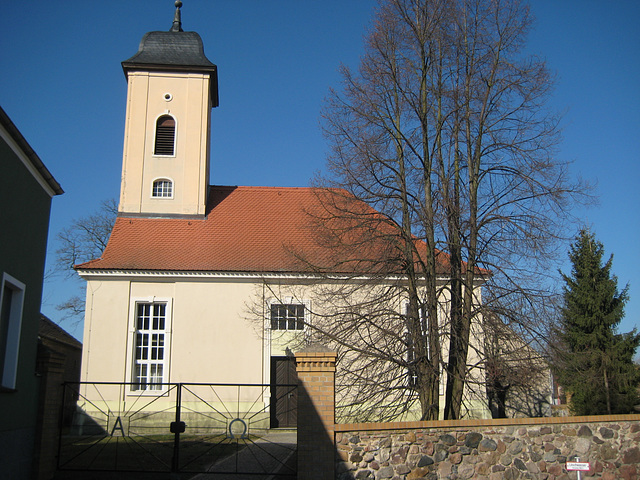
[[554, 229, 639, 414]]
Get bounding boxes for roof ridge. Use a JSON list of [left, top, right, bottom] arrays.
[[210, 185, 313, 191]]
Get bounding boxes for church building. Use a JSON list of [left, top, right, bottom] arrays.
[[76, 3, 490, 425]]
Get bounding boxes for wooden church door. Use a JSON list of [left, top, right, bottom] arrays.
[[270, 356, 298, 428]]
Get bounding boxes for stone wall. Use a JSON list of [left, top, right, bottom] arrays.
[[334, 416, 640, 480]]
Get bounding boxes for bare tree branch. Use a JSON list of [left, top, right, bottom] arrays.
[[304, 0, 589, 421], [51, 198, 117, 321]]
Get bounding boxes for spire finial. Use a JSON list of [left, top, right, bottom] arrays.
[[170, 1, 183, 32]]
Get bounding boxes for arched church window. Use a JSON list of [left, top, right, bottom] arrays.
[[152, 179, 173, 198], [154, 115, 176, 156]]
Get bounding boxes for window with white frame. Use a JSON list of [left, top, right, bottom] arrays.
[[152, 179, 173, 198], [270, 303, 305, 331], [154, 115, 176, 156], [403, 301, 444, 392], [132, 302, 167, 391], [404, 301, 427, 387], [405, 336, 417, 387], [0, 273, 25, 390]]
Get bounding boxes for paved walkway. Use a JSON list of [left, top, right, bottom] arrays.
[[189, 429, 297, 480]]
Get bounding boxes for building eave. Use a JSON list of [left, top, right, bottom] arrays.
[[75, 268, 458, 284]]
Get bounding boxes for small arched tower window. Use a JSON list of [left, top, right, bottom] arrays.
[[154, 115, 176, 156], [152, 179, 173, 198]]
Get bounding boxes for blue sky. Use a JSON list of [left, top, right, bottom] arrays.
[[1, 1, 638, 342]]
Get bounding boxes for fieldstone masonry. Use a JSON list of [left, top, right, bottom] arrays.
[[334, 417, 640, 480], [294, 347, 639, 479]]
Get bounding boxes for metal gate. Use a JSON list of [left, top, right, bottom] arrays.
[[57, 382, 297, 476]]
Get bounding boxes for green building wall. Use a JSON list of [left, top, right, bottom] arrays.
[[0, 113, 61, 479]]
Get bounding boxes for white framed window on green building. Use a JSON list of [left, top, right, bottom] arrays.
[[0, 273, 25, 390]]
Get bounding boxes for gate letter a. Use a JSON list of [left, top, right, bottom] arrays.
[[111, 416, 125, 437]]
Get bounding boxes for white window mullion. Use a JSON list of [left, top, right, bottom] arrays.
[[132, 301, 167, 391], [270, 303, 305, 331], [152, 178, 173, 198]]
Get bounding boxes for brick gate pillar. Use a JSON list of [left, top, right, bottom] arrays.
[[296, 344, 337, 480]]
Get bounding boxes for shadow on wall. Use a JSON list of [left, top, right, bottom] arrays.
[[295, 345, 341, 480]]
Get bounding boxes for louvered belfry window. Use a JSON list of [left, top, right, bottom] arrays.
[[154, 115, 175, 155]]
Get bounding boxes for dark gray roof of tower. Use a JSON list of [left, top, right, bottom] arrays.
[[121, 2, 219, 107], [122, 31, 217, 70]]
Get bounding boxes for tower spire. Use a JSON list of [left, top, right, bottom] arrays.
[[170, 1, 183, 32]]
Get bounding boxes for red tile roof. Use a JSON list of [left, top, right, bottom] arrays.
[[76, 186, 452, 275]]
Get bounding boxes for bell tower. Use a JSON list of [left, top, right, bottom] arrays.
[[118, 1, 218, 217]]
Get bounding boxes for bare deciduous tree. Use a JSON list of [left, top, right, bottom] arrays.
[[484, 312, 552, 418], [281, 0, 586, 421], [51, 198, 117, 320]]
